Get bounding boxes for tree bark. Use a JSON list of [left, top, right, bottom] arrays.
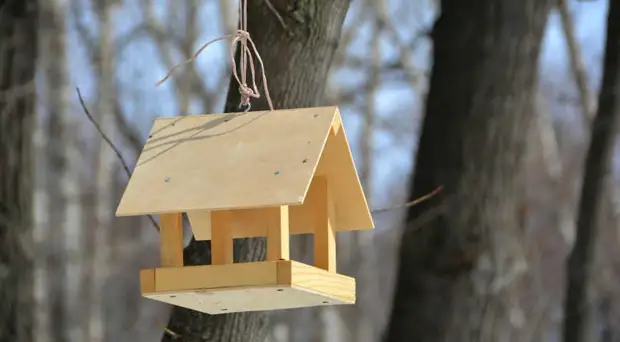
[[162, 1, 351, 341], [384, 1, 552, 341], [38, 0, 73, 340], [0, 0, 38, 341], [89, 1, 117, 341], [561, 1, 620, 341]]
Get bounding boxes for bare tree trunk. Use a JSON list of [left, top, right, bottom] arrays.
[[38, 1, 72, 340], [384, 0, 552, 340], [561, 1, 620, 341], [353, 1, 383, 340], [88, 1, 117, 341], [51, 0, 84, 340], [162, 1, 352, 341], [33, 3, 51, 341], [0, 1, 37, 341]]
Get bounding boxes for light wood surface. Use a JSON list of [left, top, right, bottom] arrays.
[[314, 119, 373, 232], [186, 210, 212, 240], [186, 176, 330, 240], [115, 106, 374, 233], [140, 260, 355, 314], [313, 176, 336, 272], [117, 107, 336, 214], [267, 206, 290, 261], [140, 269, 155, 293], [159, 213, 184, 267], [211, 210, 233, 265]]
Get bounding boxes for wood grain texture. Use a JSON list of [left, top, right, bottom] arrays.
[[266, 206, 290, 261], [211, 210, 233, 265], [186, 169, 373, 243], [313, 176, 336, 272], [159, 213, 184, 267], [385, 0, 554, 341], [162, 1, 353, 341], [116, 106, 374, 234], [154, 262, 279, 292], [116, 107, 337, 215], [139, 269, 155, 294], [142, 261, 354, 315]]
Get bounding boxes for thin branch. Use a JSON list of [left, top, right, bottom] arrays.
[[113, 101, 144, 155], [76, 87, 160, 232], [371, 186, 443, 214], [558, 0, 596, 124], [264, 0, 290, 33], [77, 87, 132, 177], [141, 0, 219, 112], [561, 1, 620, 341], [156, 318, 181, 338], [71, 1, 146, 154]]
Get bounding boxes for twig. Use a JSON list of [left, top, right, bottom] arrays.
[[76, 87, 160, 232], [371, 186, 443, 214], [558, 0, 596, 124], [264, 0, 290, 33], [77, 87, 133, 176], [155, 318, 181, 338], [561, 1, 620, 340]]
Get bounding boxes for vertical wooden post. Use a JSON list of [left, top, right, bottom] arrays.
[[314, 177, 337, 272], [211, 210, 233, 265], [160, 213, 184, 267], [267, 205, 290, 261]]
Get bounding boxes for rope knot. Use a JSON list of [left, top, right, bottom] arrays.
[[239, 83, 259, 106], [235, 29, 251, 41], [154, 0, 273, 112]]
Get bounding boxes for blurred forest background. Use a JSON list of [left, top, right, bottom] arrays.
[[2, 0, 620, 341]]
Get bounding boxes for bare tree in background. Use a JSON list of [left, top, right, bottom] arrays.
[[90, 0, 118, 341], [562, 1, 620, 341], [37, 1, 77, 341], [162, 1, 352, 341], [0, 0, 38, 341], [11, 0, 617, 340], [385, 0, 553, 340]]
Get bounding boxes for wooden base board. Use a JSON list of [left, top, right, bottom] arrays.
[[140, 260, 355, 315]]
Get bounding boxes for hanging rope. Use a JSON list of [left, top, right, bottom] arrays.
[[155, 0, 274, 111]]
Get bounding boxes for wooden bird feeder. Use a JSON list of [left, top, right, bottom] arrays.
[[115, 106, 374, 314]]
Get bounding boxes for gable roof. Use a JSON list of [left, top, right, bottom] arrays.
[[115, 106, 373, 231]]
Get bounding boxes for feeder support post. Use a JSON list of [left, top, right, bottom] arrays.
[[160, 213, 184, 267], [314, 177, 337, 272], [267, 205, 290, 261], [211, 210, 234, 264]]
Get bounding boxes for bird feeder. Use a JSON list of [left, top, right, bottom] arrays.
[[115, 106, 374, 314]]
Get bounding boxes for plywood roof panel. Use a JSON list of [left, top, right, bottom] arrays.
[[116, 107, 338, 216]]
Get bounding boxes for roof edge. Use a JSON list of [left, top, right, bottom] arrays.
[[115, 106, 342, 218]]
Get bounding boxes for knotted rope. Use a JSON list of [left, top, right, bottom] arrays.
[[155, 0, 274, 111]]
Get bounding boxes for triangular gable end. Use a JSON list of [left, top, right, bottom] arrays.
[[314, 117, 374, 231]]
